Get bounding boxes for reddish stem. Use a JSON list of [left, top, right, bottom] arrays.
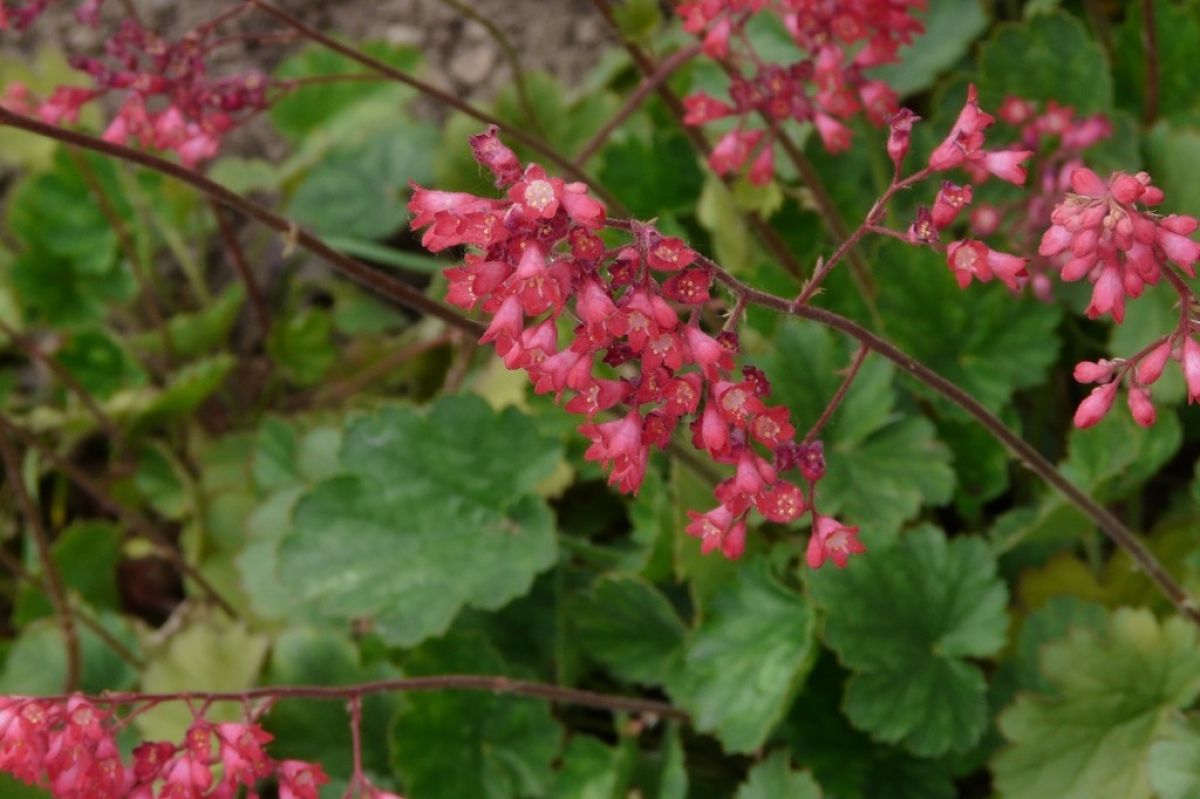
[[803, 343, 869, 443], [36, 675, 688, 721], [0, 429, 81, 691], [209, 199, 271, 336], [575, 43, 703, 166]]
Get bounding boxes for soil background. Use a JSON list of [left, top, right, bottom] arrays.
[[35, 0, 613, 102]]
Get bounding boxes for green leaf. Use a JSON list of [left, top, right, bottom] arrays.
[[781, 654, 956, 799], [392, 631, 562, 799], [612, 0, 662, 42], [56, 328, 146, 399], [668, 558, 817, 753], [15, 520, 123, 622], [569, 575, 685, 687], [1011, 596, 1107, 694], [735, 750, 822, 799], [1151, 718, 1200, 799], [1145, 121, 1200, 215], [7, 150, 120, 275], [876, 242, 1062, 413], [270, 45, 421, 139], [139, 354, 235, 422], [0, 614, 138, 694], [278, 396, 561, 646], [1113, 0, 1200, 121], [978, 11, 1113, 113], [550, 736, 631, 799], [871, 0, 987, 96], [263, 628, 402, 779], [598, 131, 705, 217], [129, 283, 246, 358], [136, 612, 270, 741], [10, 246, 134, 328], [993, 608, 1200, 799], [267, 307, 336, 386], [697, 174, 752, 275], [809, 526, 1007, 757], [288, 123, 438, 240], [761, 321, 954, 536]]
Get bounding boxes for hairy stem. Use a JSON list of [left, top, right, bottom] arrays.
[[0, 428, 81, 691], [804, 343, 869, 443], [209, 199, 271, 336], [700, 257, 1200, 626], [575, 42, 702, 166], [1140, 0, 1159, 125], [0, 546, 143, 669], [42, 675, 688, 720]]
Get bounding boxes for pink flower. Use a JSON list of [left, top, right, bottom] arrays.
[[1184, 337, 1200, 404], [684, 93, 735, 125], [278, 760, 329, 799], [470, 124, 522, 187], [581, 410, 650, 494], [1073, 381, 1118, 428], [806, 515, 866, 568], [885, 108, 919, 168], [814, 112, 851, 152], [1127, 386, 1156, 427]]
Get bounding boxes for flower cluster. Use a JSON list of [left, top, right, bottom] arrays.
[[7, 17, 266, 166], [679, 0, 925, 184], [960, 97, 1113, 300], [0, 0, 104, 30], [1038, 167, 1200, 428], [0, 694, 391, 799], [411, 127, 863, 567], [891, 86, 1033, 291]]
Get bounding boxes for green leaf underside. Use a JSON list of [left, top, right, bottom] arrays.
[[994, 608, 1200, 799]]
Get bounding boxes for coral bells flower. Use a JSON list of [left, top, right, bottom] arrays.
[[412, 129, 856, 562], [678, 0, 922, 182], [806, 515, 866, 569], [278, 760, 330, 799], [945, 240, 1029, 290], [1039, 167, 1200, 323], [929, 85, 1032, 185]]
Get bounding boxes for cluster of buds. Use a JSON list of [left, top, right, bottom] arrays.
[[889, 86, 1033, 291], [6, 17, 266, 167], [410, 127, 863, 567], [0, 0, 103, 30], [1038, 167, 1200, 428], [679, 0, 926, 184], [961, 97, 1113, 300], [0, 694, 400, 799]]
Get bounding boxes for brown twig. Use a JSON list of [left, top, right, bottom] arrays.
[[803, 343, 869, 443], [575, 43, 703, 165], [0, 319, 121, 442], [1140, 0, 1159, 125], [0, 417, 239, 619], [208, 199, 271, 336], [0, 547, 143, 669], [0, 426, 81, 691], [246, 0, 625, 213], [40, 675, 689, 720]]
